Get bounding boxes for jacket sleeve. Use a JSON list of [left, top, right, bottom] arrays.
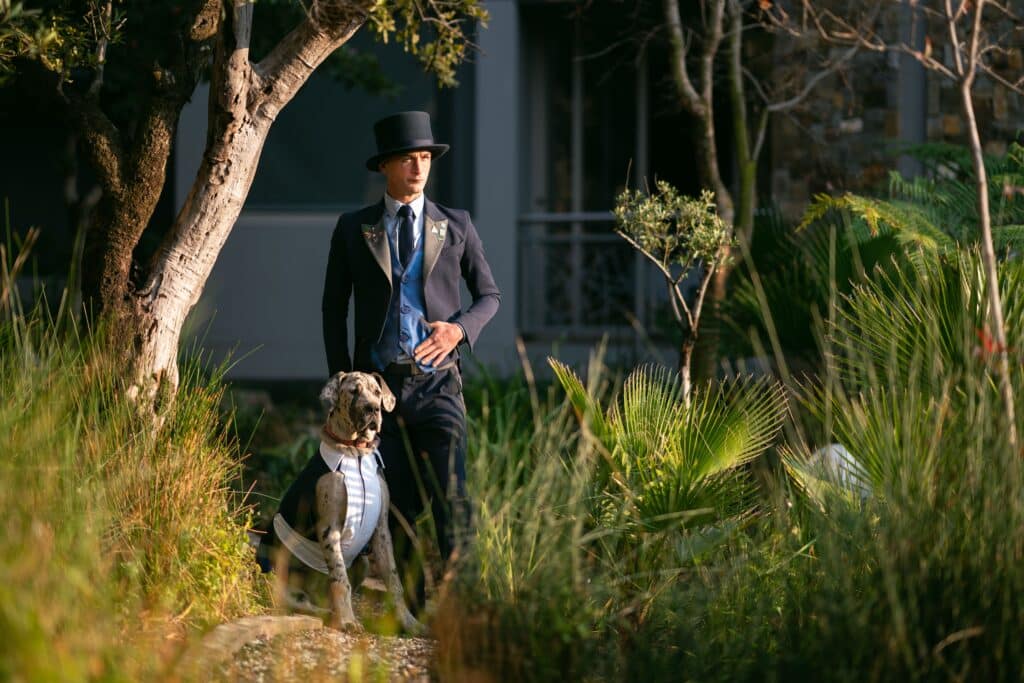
[[322, 216, 352, 375], [451, 212, 501, 349]]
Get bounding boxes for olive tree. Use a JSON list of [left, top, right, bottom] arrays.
[[614, 183, 734, 403]]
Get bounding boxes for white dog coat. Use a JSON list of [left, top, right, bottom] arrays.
[[273, 441, 384, 571]]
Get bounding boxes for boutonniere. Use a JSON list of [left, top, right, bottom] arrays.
[[430, 220, 448, 242], [361, 223, 383, 243]]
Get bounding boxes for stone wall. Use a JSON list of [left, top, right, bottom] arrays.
[[770, 34, 1024, 221]]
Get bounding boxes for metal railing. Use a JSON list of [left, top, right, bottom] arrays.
[[517, 211, 661, 340]]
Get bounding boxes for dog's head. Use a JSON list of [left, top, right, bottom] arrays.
[[319, 371, 397, 448]]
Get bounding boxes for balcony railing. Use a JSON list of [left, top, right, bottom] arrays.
[[517, 211, 664, 341]]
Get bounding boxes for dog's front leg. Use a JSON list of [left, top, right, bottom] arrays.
[[370, 473, 425, 635], [315, 471, 361, 632]]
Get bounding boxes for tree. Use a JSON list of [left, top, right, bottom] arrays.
[[772, 0, 1024, 449], [1, 0, 485, 402], [658, 0, 857, 376], [614, 183, 733, 403]]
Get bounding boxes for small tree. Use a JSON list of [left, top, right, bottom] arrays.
[[614, 184, 734, 403], [656, 0, 858, 380]]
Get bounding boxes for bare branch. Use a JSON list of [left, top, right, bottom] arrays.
[[688, 257, 718, 335], [663, 0, 704, 115], [944, 0, 967, 77], [615, 228, 695, 329], [751, 106, 771, 165], [87, 1, 113, 97], [767, 44, 859, 113], [979, 61, 1024, 95], [965, 0, 987, 87], [701, 0, 727, 103]]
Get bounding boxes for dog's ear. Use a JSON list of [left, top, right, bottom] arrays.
[[319, 372, 346, 413], [371, 372, 396, 412]]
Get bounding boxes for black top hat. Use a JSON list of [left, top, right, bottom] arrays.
[[366, 111, 449, 172]]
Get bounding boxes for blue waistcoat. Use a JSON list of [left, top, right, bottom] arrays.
[[371, 230, 431, 369]]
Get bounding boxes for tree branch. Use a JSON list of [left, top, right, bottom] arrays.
[[616, 228, 695, 329], [255, 0, 370, 107], [965, 0, 987, 87], [664, 0, 705, 116], [87, 1, 113, 97], [689, 257, 718, 336], [701, 0, 726, 103], [945, 0, 967, 77]]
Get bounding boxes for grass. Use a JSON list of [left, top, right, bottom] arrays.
[[433, 246, 1024, 681], [1, 243, 268, 680]]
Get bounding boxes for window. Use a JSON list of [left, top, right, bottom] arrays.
[[518, 5, 661, 340]]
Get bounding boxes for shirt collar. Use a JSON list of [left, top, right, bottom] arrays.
[[384, 192, 426, 219]]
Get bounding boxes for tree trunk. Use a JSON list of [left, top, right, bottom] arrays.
[[679, 337, 695, 407], [124, 117, 273, 396], [125, 5, 368, 399], [961, 79, 1018, 450]]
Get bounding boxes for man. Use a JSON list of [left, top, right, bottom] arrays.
[[322, 111, 500, 590]]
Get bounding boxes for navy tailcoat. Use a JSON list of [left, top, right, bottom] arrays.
[[322, 198, 501, 375]]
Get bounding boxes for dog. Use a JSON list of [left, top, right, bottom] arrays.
[[259, 370, 422, 634]]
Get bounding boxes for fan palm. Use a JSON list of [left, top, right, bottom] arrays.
[[550, 359, 786, 532], [784, 247, 1024, 508]]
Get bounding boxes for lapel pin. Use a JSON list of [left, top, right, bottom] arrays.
[[431, 220, 448, 242], [362, 223, 383, 243]]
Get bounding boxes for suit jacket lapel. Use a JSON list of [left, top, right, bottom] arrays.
[[360, 202, 391, 287], [423, 199, 448, 282]]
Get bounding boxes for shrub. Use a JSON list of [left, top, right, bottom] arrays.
[[1, 244, 266, 680]]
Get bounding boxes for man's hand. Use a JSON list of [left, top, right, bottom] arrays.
[[414, 321, 464, 366]]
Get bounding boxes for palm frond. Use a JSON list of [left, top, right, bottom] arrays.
[[548, 357, 611, 445]]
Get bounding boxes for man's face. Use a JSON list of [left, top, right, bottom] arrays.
[[380, 150, 432, 200]]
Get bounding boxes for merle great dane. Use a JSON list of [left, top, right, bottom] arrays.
[[258, 371, 422, 634]]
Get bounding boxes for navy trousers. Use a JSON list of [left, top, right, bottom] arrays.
[[378, 366, 469, 577]]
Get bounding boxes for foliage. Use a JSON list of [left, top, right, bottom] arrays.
[[718, 205, 902, 364], [614, 183, 735, 384], [690, 246, 1024, 681], [800, 142, 1024, 254], [435, 355, 786, 680], [549, 359, 786, 532], [0, 0, 79, 83], [367, 0, 488, 88], [721, 143, 1024, 366], [0, 236, 267, 680], [0, 0, 488, 90], [785, 247, 1024, 507], [614, 184, 733, 279]]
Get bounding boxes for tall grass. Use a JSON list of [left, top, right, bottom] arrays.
[[436, 244, 1024, 680], [1, 239, 266, 680], [435, 355, 787, 680], [633, 249, 1024, 681]]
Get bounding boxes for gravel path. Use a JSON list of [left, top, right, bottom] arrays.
[[213, 628, 435, 682]]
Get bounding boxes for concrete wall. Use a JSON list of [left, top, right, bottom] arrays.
[[469, 0, 520, 374], [183, 211, 337, 379]]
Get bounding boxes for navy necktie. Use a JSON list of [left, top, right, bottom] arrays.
[[397, 204, 414, 268]]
